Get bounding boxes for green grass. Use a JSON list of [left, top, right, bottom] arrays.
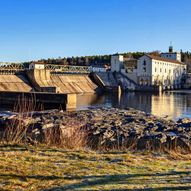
[[0, 145, 190, 191]]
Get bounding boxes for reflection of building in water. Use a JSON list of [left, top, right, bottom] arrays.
[[118, 92, 187, 119], [151, 92, 182, 119], [77, 91, 191, 120]]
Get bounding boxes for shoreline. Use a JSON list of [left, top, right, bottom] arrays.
[[0, 107, 190, 153]]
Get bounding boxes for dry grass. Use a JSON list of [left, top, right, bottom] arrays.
[[1, 95, 37, 145], [44, 118, 87, 149], [0, 145, 190, 191]]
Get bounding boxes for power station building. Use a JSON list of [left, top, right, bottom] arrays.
[[111, 46, 187, 90], [137, 46, 186, 89]]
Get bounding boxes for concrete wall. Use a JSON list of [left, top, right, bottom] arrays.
[[152, 59, 186, 86], [121, 69, 138, 84], [0, 91, 77, 110], [26, 69, 97, 94], [92, 72, 136, 92], [0, 74, 32, 92], [50, 74, 97, 94], [137, 55, 152, 85], [111, 55, 124, 72]]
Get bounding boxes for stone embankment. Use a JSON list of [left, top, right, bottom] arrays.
[[0, 108, 190, 152]]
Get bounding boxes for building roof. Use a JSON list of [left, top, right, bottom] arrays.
[[146, 54, 185, 65]]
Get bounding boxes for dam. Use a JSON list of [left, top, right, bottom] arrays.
[[0, 62, 98, 110]]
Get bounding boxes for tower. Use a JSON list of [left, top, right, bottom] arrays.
[[169, 42, 173, 53], [160, 43, 182, 62]]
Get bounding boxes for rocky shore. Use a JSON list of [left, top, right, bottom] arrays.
[[0, 108, 191, 152]]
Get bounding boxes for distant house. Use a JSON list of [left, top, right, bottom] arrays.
[[137, 46, 186, 88], [88, 63, 110, 73]]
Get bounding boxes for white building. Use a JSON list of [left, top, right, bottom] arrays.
[[29, 62, 45, 70], [137, 47, 186, 88], [111, 55, 138, 83], [111, 55, 124, 72]]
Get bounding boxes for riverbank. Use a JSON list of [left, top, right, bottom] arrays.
[[0, 108, 191, 152], [0, 145, 191, 191], [0, 108, 191, 190]]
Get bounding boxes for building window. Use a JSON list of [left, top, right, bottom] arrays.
[[155, 68, 157, 72]]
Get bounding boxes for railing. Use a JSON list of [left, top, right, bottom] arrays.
[[44, 64, 90, 74], [0, 63, 90, 74], [0, 63, 25, 74]]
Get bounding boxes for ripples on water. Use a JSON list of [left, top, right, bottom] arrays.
[[1, 91, 191, 120]]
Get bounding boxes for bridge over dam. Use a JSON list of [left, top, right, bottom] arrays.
[[0, 63, 98, 110]]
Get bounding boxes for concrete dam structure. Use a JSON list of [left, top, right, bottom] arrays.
[[26, 69, 97, 94], [91, 72, 136, 92], [0, 74, 32, 92], [0, 64, 97, 110]]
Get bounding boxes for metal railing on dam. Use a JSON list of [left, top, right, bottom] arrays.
[[0, 63, 25, 74], [44, 64, 90, 74], [0, 63, 90, 74]]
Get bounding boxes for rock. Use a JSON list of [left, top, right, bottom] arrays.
[[42, 123, 54, 129], [166, 132, 178, 140], [1, 107, 190, 152], [177, 118, 191, 124]]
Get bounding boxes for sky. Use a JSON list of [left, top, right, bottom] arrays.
[[0, 0, 191, 62]]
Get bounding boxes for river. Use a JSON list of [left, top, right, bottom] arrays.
[[1, 91, 191, 120], [77, 90, 191, 120]]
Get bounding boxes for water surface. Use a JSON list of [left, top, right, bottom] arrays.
[[1, 91, 191, 120], [77, 91, 191, 120]]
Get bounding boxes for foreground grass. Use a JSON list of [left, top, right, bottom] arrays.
[[0, 145, 190, 191]]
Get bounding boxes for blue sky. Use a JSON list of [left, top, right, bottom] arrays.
[[0, 0, 191, 62]]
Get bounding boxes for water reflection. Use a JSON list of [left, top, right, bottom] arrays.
[[1, 91, 191, 120], [77, 91, 191, 120]]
